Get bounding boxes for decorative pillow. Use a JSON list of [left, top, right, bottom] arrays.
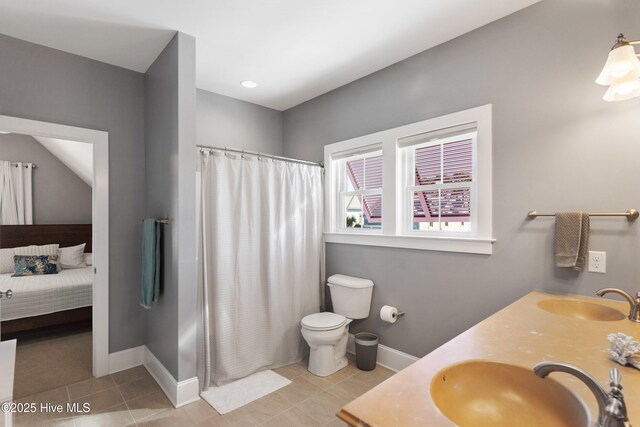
[[0, 248, 15, 274], [14, 244, 59, 256], [84, 253, 93, 266], [12, 254, 59, 277], [59, 243, 87, 269]]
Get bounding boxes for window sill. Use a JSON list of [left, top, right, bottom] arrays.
[[324, 233, 495, 255]]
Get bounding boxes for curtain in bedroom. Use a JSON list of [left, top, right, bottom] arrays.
[[199, 150, 323, 387], [0, 160, 33, 225]]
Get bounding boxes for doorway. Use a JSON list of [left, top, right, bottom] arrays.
[[0, 115, 109, 392]]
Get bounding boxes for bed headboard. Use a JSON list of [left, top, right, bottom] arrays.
[[0, 224, 92, 252]]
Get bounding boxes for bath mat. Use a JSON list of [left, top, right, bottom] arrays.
[[201, 370, 291, 414]]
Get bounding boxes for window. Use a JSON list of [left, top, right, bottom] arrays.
[[324, 105, 493, 254], [339, 150, 383, 230], [399, 124, 476, 235]]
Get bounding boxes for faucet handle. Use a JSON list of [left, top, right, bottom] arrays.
[[609, 368, 622, 389]]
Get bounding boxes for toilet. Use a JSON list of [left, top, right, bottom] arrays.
[[301, 274, 374, 377]]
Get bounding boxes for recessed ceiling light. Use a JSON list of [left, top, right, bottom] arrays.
[[241, 80, 258, 89]]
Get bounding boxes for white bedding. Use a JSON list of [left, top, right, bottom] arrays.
[[0, 266, 92, 321]]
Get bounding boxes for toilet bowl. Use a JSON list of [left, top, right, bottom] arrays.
[[301, 274, 374, 377], [301, 312, 352, 376]]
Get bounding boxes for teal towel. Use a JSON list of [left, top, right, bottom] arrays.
[[141, 218, 161, 309]]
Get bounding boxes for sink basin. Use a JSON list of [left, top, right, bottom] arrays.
[[431, 360, 589, 427], [537, 298, 625, 321]]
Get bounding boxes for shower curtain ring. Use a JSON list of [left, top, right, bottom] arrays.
[[241, 149, 245, 159], [224, 147, 228, 157]]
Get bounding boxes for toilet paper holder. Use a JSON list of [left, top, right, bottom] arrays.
[[394, 311, 405, 319]]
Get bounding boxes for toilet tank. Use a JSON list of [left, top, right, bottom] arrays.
[[328, 274, 374, 319]]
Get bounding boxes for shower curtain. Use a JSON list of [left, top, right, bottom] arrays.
[[199, 150, 323, 387], [0, 160, 33, 225]]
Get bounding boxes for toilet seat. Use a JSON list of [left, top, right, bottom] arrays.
[[301, 312, 346, 331]]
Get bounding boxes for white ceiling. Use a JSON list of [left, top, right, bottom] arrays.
[[34, 136, 93, 187], [0, 0, 540, 110]]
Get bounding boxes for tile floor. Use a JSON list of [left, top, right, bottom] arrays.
[[13, 354, 395, 426], [13, 329, 92, 399]]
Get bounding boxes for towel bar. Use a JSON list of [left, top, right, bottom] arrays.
[[528, 210, 639, 220], [141, 219, 170, 224]]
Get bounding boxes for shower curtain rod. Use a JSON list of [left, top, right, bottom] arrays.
[[197, 144, 324, 168]]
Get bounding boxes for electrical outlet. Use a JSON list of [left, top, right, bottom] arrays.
[[588, 251, 606, 273]]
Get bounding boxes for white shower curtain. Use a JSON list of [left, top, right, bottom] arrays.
[[0, 160, 33, 225], [199, 150, 323, 387]]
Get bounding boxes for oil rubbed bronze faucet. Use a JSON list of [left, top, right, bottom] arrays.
[[596, 288, 640, 323], [534, 362, 630, 427]]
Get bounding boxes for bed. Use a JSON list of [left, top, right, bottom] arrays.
[[0, 224, 92, 336]]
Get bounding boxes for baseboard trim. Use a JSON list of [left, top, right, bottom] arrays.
[[347, 333, 419, 372], [109, 346, 199, 408], [143, 347, 200, 408], [108, 346, 145, 375]]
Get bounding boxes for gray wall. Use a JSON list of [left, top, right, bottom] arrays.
[[197, 89, 283, 155], [0, 33, 146, 352], [144, 32, 197, 381], [0, 133, 92, 224], [283, 0, 640, 357]]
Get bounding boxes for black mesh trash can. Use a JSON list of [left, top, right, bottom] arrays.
[[355, 332, 379, 371]]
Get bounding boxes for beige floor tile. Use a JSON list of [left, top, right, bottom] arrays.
[[277, 377, 323, 405], [73, 403, 135, 427], [67, 375, 117, 400], [230, 390, 293, 423], [136, 399, 222, 426], [179, 399, 220, 424], [111, 365, 152, 385], [71, 387, 125, 413], [13, 330, 92, 399], [117, 375, 160, 401], [324, 419, 350, 427], [136, 416, 182, 427], [125, 390, 173, 422], [284, 359, 310, 378], [291, 391, 345, 426], [351, 366, 395, 388], [326, 377, 373, 404], [196, 409, 260, 426], [16, 386, 70, 406], [301, 366, 355, 390], [14, 405, 76, 427], [272, 365, 301, 381], [262, 407, 317, 427]]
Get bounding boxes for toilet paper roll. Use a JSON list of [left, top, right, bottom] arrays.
[[380, 305, 398, 323]]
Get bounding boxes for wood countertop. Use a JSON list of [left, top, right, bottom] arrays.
[[337, 290, 640, 426]]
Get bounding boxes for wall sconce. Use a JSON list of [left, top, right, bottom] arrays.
[[596, 34, 640, 101]]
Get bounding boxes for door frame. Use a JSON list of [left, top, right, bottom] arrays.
[[0, 115, 109, 377]]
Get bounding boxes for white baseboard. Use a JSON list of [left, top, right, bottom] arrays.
[[347, 333, 419, 372], [108, 346, 145, 375], [143, 347, 200, 408], [108, 346, 199, 408]]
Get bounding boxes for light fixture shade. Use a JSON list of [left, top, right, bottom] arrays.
[[602, 78, 640, 101], [596, 45, 640, 86]]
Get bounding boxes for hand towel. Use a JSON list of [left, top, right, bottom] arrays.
[[574, 212, 590, 271], [555, 211, 590, 271], [141, 218, 161, 309]]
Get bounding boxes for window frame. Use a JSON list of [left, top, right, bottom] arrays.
[[324, 104, 494, 255]]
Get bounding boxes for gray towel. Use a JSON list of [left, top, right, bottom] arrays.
[[555, 211, 590, 271], [141, 218, 161, 308]]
